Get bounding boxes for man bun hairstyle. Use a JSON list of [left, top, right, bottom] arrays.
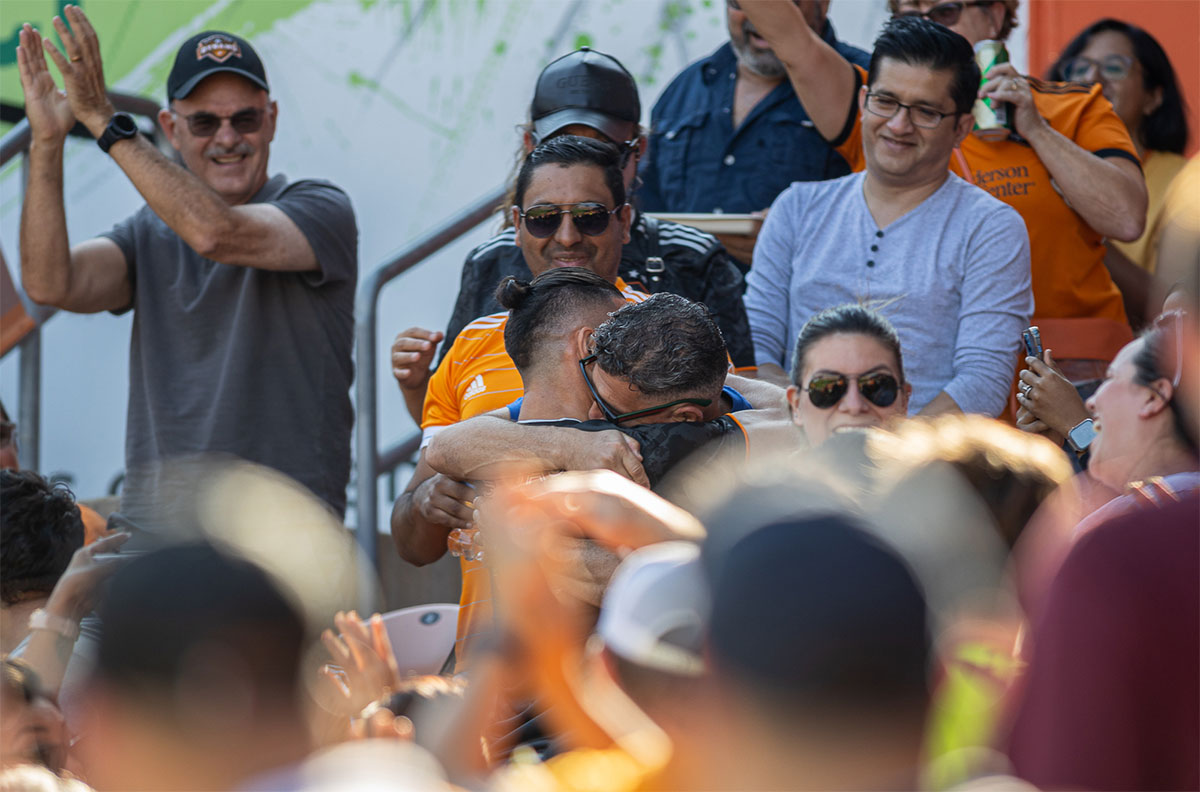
[[499, 267, 623, 373], [592, 293, 728, 402], [514, 135, 626, 210], [791, 304, 907, 385], [868, 15, 980, 116]]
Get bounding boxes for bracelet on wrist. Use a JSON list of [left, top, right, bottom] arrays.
[[28, 608, 80, 641]]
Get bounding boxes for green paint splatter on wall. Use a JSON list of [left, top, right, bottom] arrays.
[[493, 40, 506, 56], [573, 32, 592, 50]]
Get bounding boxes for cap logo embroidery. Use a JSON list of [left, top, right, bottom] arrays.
[[196, 34, 241, 63]]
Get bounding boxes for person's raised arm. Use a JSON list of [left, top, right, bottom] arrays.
[[389, 449, 474, 566], [738, 0, 859, 142], [981, 67, 1147, 242], [38, 8, 321, 272], [16, 24, 130, 313], [425, 414, 649, 487]]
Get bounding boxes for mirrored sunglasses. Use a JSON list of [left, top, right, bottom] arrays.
[[519, 203, 617, 239], [804, 372, 900, 409]]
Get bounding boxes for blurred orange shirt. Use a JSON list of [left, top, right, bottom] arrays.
[[421, 278, 648, 670], [836, 67, 1136, 325]]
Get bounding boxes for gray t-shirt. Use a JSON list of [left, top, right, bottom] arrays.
[[746, 171, 1033, 416], [102, 174, 357, 520]]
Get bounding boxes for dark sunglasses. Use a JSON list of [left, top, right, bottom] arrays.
[[519, 202, 619, 239], [579, 354, 712, 424], [896, 0, 996, 27], [804, 372, 901, 409], [175, 107, 265, 137]]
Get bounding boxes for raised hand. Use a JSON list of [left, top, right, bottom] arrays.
[[16, 24, 75, 143], [40, 5, 116, 137], [391, 327, 443, 390]]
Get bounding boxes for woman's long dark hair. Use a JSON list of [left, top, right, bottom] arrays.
[[1048, 18, 1188, 154]]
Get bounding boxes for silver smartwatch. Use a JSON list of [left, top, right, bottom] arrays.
[[1067, 418, 1097, 453]]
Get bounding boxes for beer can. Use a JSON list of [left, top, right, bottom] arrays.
[[973, 39, 1013, 141]]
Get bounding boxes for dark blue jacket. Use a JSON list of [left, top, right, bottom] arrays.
[[639, 26, 870, 215]]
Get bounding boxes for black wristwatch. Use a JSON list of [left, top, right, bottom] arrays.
[[97, 112, 138, 154]]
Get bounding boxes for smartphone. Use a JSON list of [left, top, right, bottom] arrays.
[[1022, 326, 1043, 360]]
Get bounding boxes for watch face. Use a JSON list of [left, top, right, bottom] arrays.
[[113, 113, 138, 134], [1070, 421, 1097, 450]]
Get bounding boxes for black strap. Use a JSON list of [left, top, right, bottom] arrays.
[[641, 214, 665, 274]]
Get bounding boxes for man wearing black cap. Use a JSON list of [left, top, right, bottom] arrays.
[[16, 9, 357, 524], [390, 47, 754, 424]]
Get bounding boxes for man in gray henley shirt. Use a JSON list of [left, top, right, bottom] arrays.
[[745, 17, 1032, 417]]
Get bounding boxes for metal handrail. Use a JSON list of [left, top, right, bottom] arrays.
[[0, 91, 164, 166], [1, 91, 165, 472], [353, 184, 507, 585]]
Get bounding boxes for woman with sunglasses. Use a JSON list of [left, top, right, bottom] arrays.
[[1049, 19, 1190, 326], [785, 304, 911, 446]]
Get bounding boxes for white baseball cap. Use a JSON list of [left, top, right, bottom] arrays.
[[596, 541, 709, 676]]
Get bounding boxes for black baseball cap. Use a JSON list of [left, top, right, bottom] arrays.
[[167, 31, 269, 101], [531, 47, 641, 143]]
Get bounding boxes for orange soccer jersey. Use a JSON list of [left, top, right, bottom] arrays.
[[836, 67, 1137, 325], [421, 278, 648, 670]]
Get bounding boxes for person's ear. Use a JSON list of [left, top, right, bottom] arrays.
[[523, 129, 537, 154], [667, 403, 706, 423], [858, 83, 869, 113], [1140, 378, 1174, 418], [263, 99, 278, 143], [617, 203, 633, 245], [636, 134, 648, 158], [159, 107, 181, 150], [786, 385, 805, 429], [511, 205, 523, 244], [986, 2, 1007, 38], [953, 111, 973, 147], [1143, 85, 1164, 117], [571, 326, 596, 360]]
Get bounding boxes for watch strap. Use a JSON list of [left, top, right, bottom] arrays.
[[97, 112, 138, 154], [28, 608, 80, 641]]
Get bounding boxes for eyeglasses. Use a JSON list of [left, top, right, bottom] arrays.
[[519, 202, 620, 239], [579, 354, 712, 424], [616, 136, 643, 168], [864, 92, 958, 129], [895, 0, 997, 27], [803, 372, 901, 409], [0, 419, 15, 447], [173, 107, 265, 137], [1061, 54, 1135, 83]]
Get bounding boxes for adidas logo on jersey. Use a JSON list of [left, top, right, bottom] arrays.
[[463, 374, 487, 402]]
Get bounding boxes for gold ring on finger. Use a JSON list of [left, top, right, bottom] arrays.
[[70, 55, 82, 62]]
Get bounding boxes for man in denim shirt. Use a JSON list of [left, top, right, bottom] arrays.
[[639, 1, 868, 267]]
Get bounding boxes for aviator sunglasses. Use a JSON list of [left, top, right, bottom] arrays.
[[896, 0, 997, 27], [804, 372, 901, 409], [519, 202, 620, 239], [174, 107, 266, 137]]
